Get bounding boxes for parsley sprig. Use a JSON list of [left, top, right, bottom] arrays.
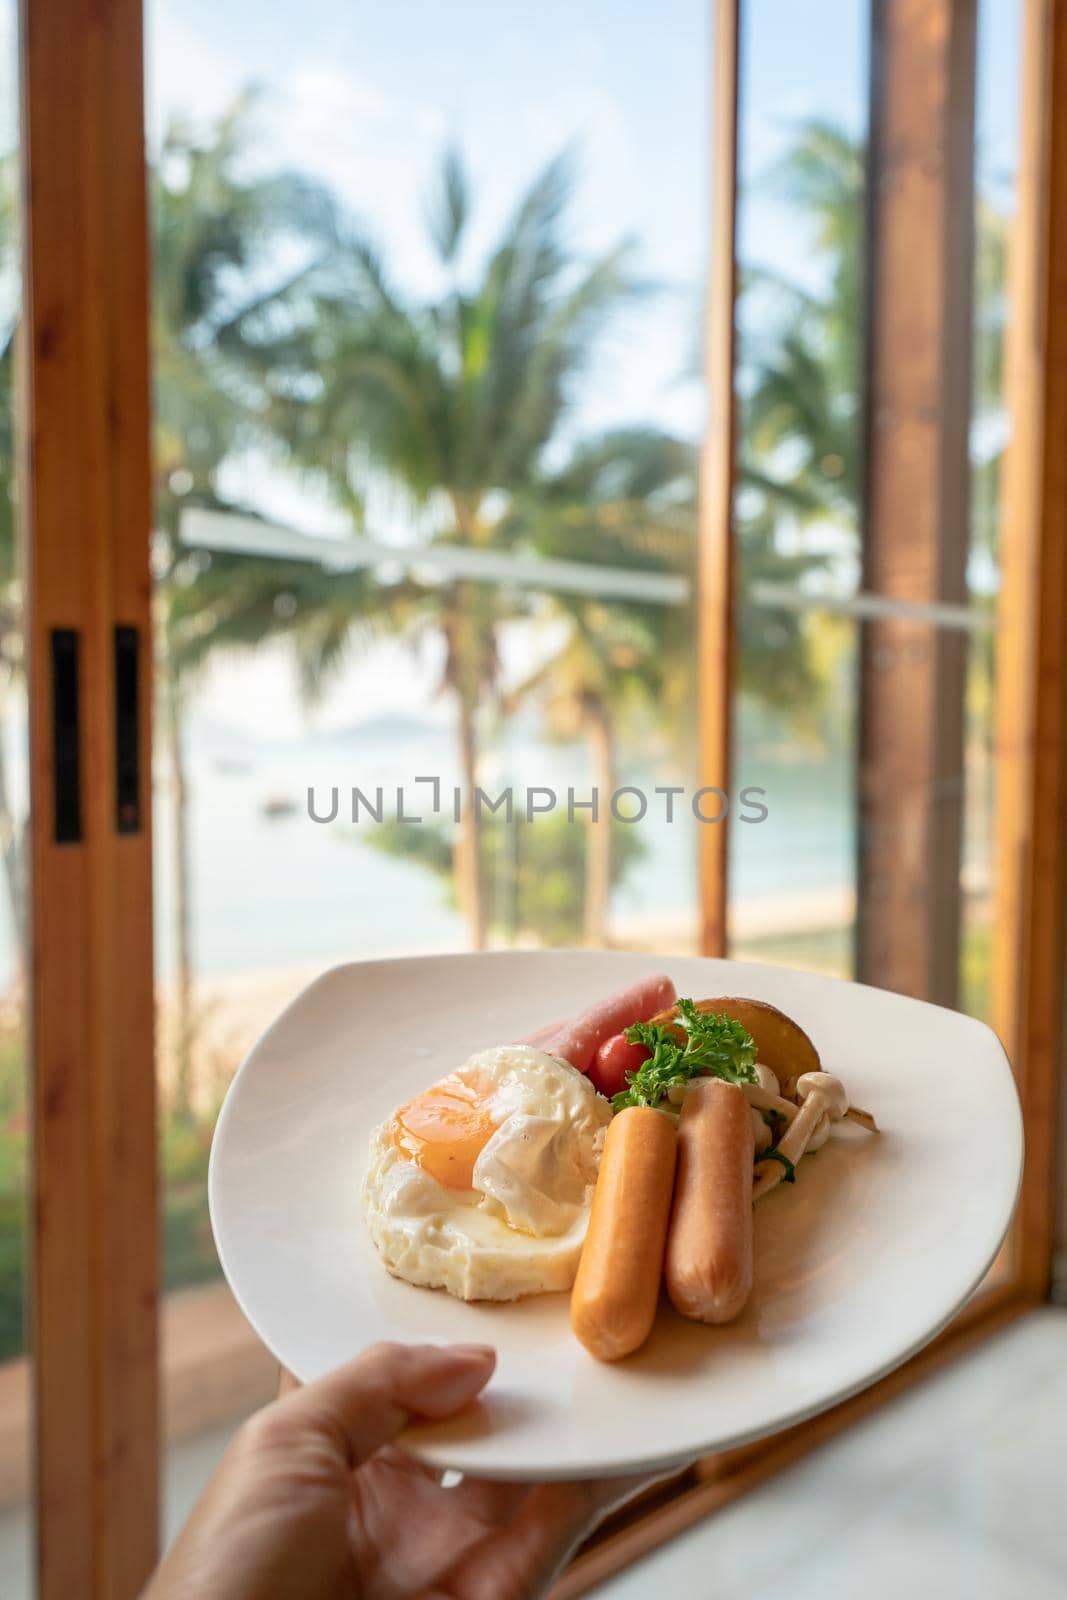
[[611, 998, 757, 1112]]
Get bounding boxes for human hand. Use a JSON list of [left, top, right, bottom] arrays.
[[145, 1341, 655, 1599]]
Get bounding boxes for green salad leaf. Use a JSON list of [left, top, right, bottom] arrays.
[[611, 998, 757, 1112]]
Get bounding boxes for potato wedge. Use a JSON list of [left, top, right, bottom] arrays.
[[645, 995, 820, 1096]]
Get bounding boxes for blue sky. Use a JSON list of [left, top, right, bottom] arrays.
[[1, 0, 1021, 448], [141, 0, 1017, 445], [146, 0, 714, 448]]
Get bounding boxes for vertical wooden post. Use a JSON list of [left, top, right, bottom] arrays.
[[698, 0, 740, 957], [19, 0, 158, 1594], [855, 0, 977, 1005], [993, 0, 1067, 1300]]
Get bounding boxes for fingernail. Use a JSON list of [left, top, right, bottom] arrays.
[[449, 1343, 495, 1362], [419, 1349, 494, 1412]]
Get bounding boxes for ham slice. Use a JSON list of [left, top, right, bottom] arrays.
[[518, 1018, 568, 1051], [519, 973, 677, 1074]]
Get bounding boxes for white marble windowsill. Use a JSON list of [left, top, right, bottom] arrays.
[[593, 1308, 1067, 1600]]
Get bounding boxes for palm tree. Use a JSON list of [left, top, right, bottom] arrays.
[[506, 616, 654, 945], [737, 118, 1009, 755], [152, 99, 340, 1109], [738, 122, 864, 550], [263, 146, 644, 947], [741, 118, 1007, 553], [503, 428, 694, 944]]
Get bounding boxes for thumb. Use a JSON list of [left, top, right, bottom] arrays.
[[265, 1341, 496, 1468]]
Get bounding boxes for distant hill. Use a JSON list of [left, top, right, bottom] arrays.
[[320, 714, 446, 746], [186, 710, 446, 754]]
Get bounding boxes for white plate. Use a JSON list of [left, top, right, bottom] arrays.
[[209, 949, 1022, 1480]]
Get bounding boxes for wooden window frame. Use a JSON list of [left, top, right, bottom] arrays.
[[19, 0, 158, 1594], [10, 0, 1065, 1596], [855, 0, 977, 1008]]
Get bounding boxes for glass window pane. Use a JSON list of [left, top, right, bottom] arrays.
[[147, 0, 707, 1530], [961, 0, 1022, 1022], [731, 0, 867, 978], [731, 0, 1020, 1030]]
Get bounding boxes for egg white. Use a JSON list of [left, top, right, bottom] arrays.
[[362, 1045, 612, 1301]]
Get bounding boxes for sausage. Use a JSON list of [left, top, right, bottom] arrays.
[[518, 1016, 567, 1051], [587, 1032, 650, 1098], [665, 1078, 754, 1324], [570, 1107, 677, 1361], [522, 974, 676, 1074]]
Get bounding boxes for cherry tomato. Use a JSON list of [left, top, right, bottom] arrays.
[[587, 1032, 649, 1098]]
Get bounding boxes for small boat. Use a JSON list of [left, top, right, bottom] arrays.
[[259, 792, 298, 820], [213, 754, 253, 776]]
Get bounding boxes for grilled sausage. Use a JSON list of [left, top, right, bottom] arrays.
[[665, 1078, 754, 1324], [570, 1107, 677, 1360]]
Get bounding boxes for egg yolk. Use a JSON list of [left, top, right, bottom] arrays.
[[392, 1075, 498, 1190]]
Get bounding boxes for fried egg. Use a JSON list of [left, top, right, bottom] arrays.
[[362, 1045, 612, 1301]]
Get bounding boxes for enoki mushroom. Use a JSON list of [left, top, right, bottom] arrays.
[[740, 1068, 879, 1203]]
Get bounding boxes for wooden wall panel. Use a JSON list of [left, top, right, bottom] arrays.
[[18, 0, 158, 1594]]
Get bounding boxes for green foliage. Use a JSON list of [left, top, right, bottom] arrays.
[[247, 143, 662, 776], [152, 98, 350, 691], [0, 1189, 25, 1363], [0, 1011, 26, 1355], [960, 918, 992, 1024], [158, 1106, 225, 1290], [358, 809, 645, 946], [239, 139, 693, 946], [613, 1001, 757, 1111], [734, 117, 1008, 734], [737, 115, 1009, 571], [163, 1177, 221, 1294], [0, 1022, 26, 1193], [739, 121, 864, 520], [505, 427, 696, 733], [271, 145, 643, 515], [153, 95, 339, 532], [361, 816, 455, 877], [735, 123, 862, 719]]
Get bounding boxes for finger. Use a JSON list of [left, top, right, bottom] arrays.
[[442, 1481, 600, 1600], [266, 1341, 496, 1470], [277, 1365, 300, 1398], [374, 1442, 450, 1485], [442, 1470, 671, 1600], [444, 1461, 671, 1530]]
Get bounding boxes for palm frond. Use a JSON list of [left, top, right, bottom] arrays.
[[426, 145, 470, 266]]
